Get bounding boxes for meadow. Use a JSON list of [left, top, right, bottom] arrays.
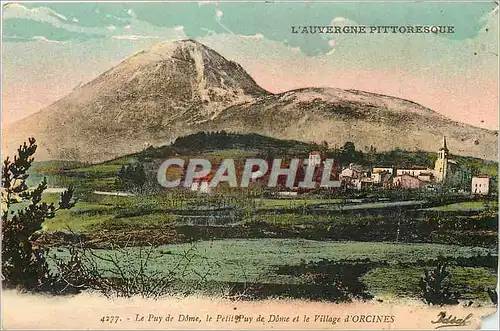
[[37, 186, 498, 304], [25, 133, 498, 303], [49, 239, 497, 302]]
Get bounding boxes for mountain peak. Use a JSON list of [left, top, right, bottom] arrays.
[[143, 38, 211, 57], [114, 38, 269, 100], [3, 40, 496, 163], [3, 40, 270, 162]]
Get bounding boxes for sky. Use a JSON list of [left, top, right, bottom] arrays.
[[2, 1, 499, 129]]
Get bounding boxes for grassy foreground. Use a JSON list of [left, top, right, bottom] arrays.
[[50, 239, 497, 303]]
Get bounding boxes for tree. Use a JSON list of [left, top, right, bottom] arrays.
[[319, 141, 329, 156], [339, 141, 362, 165], [1, 138, 75, 291], [116, 163, 147, 193]]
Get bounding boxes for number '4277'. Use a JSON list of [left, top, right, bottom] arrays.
[[100, 316, 121, 324]]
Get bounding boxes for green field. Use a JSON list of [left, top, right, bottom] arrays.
[[255, 198, 343, 208], [40, 193, 348, 230], [426, 200, 498, 212], [40, 191, 498, 234], [50, 239, 497, 302], [363, 266, 497, 301]]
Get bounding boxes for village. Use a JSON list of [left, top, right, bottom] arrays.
[[336, 137, 490, 195], [190, 136, 492, 196]]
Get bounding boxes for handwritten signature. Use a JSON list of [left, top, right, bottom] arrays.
[[431, 312, 473, 329]]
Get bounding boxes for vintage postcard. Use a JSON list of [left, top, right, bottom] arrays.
[[1, 0, 498, 330]]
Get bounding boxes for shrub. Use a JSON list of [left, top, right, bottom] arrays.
[[486, 288, 497, 305], [52, 236, 210, 298], [276, 258, 377, 302], [419, 257, 459, 305]]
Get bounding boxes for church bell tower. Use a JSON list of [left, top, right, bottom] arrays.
[[434, 136, 449, 183]]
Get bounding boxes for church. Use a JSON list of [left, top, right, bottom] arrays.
[[433, 136, 458, 183], [389, 136, 459, 189]]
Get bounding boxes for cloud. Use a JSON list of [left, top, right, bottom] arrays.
[[3, 4, 185, 43], [241, 33, 264, 40], [127, 9, 137, 18], [3, 4, 112, 41], [111, 35, 162, 40], [3, 35, 25, 41], [31, 36, 65, 43], [330, 17, 359, 26], [331, 17, 348, 24], [3, 3, 69, 25], [53, 12, 67, 21]]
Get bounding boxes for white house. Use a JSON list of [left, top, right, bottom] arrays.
[[199, 181, 211, 193], [341, 163, 368, 179], [472, 176, 490, 195], [396, 166, 431, 177], [190, 180, 211, 194], [371, 172, 383, 184], [190, 181, 200, 191]]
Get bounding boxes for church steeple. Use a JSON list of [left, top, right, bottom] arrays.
[[441, 136, 448, 152], [438, 136, 449, 159], [434, 136, 449, 183]]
